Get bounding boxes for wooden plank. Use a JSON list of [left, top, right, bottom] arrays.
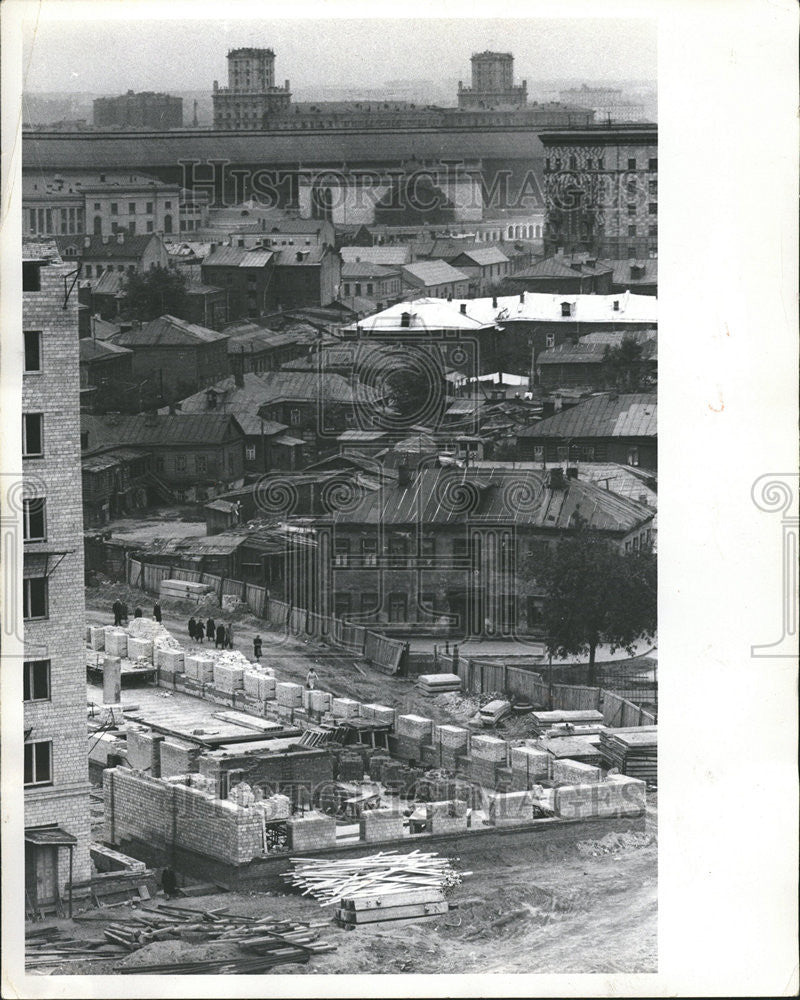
[[335, 900, 450, 924]]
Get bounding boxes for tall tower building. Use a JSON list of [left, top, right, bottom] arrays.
[[21, 240, 91, 914], [458, 51, 528, 109], [212, 48, 292, 129]]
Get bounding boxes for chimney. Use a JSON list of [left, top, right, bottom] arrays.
[[459, 303, 467, 315], [548, 467, 565, 489], [492, 296, 498, 308], [398, 461, 413, 487], [519, 291, 525, 303]]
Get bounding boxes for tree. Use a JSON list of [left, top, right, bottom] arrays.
[[123, 267, 187, 322], [602, 335, 646, 392], [526, 519, 656, 686]]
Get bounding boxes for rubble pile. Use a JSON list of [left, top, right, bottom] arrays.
[[127, 618, 181, 650]]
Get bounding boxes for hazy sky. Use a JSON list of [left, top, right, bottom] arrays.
[[22, 16, 656, 94]]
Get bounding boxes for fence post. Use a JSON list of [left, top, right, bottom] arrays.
[[503, 663, 509, 694]]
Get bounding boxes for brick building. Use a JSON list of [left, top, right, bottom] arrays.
[[212, 48, 292, 129], [457, 51, 528, 110], [55, 233, 168, 280], [93, 91, 183, 129], [22, 241, 92, 911], [539, 124, 658, 259]]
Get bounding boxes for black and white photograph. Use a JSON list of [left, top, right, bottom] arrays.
[[1, 1, 797, 996]]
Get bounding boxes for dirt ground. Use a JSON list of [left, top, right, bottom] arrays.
[[29, 810, 657, 977]]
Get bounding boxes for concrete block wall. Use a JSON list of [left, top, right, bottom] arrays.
[[360, 704, 396, 726], [213, 663, 244, 693], [276, 682, 303, 707], [553, 774, 646, 820], [430, 812, 469, 835], [87, 626, 106, 650], [470, 734, 508, 763], [396, 715, 434, 742], [331, 697, 359, 719], [105, 629, 128, 657], [127, 637, 154, 662], [488, 790, 535, 826], [359, 808, 405, 842], [160, 739, 201, 777], [286, 813, 337, 851]]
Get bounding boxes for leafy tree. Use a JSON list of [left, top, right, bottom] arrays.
[[526, 518, 656, 686], [123, 267, 187, 322], [602, 335, 646, 392]]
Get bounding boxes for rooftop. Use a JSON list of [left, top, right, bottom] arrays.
[[114, 315, 229, 347], [81, 412, 244, 453], [402, 260, 470, 287], [54, 233, 161, 260], [518, 393, 657, 439], [340, 246, 413, 266]]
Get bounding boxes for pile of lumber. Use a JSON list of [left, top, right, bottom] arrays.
[[335, 886, 450, 929], [416, 673, 462, 696], [282, 849, 467, 908], [27, 902, 336, 974], [529, 709, 604, 735], [538, 735, 603, 767], [599, 726, 658, 783], [66, 867, 159, 908]]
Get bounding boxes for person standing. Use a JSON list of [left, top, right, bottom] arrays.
[[215, 623, 225, 649], [112, 599, 123, 627], [188, 617, 197, 643], [153, 601, 162, 623], [253, 635, 263, 660], [225, 623, 234, 649], [306, 667, 318, 690], [206, 617, 215, 642], [120, 601, 129, 625], [134, 607, 142, 618]]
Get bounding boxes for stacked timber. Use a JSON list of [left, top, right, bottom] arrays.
[[335, 887, 450, 928], [529, 709, 604, 735], [416, 673, 462, 696], [599, 727, 658, 783]]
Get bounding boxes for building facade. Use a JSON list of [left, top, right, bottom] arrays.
[[539, 124, 658, 259], [212, 48, 292, 129], [22, 243, 91, 912], [458, 51, 528, 109], [93, 91, 183, 129]]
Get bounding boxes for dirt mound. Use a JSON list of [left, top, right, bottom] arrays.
[[576, 830, 655, 858]]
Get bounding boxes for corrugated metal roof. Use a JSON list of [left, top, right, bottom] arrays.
[[54, 234, 161, 260], [340, 261, 400, 279], [455, 247, 509, 267], [90, 270, 127, 297], [203, 245, 273, 268], [115, 315, 228, 347], [82, 413, 243, 452], [402, 261, 470, 287], [340, 246, 412, 266], [519, 393, 657, 439], [79, 338, 132, 361]]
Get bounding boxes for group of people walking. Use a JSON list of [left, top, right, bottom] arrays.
[[112, 599, 161, 626], [188, 617, 235, 649]]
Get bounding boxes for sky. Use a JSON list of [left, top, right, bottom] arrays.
[[21, 15, 656, 95]]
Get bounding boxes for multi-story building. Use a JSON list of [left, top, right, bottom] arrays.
[[539, 123, 658, 259], [558, 85, 646, 124], [22, 241, 91, 913], [458, 51, 528, 110], [55, 233, 168, 280], [93, 91, 183, 129], [212, 48, 291, 130]]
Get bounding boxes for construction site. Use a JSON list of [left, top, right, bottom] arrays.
[[26, 581, 657, 976]]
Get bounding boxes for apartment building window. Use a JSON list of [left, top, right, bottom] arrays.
[[175, 455, 187, 472], [23, 577, 48, 620], [334, 539, 350, 567], [110, 203, 118, 216], [128, 203, 136, 214], [22, 413, 44, 457], [23, 498, 46, 541], [94, 202, 101, 211], [361, 537, 378, 566], [628, 446, 640, 466], [146, 202, 154, 214], [22, 262, 41, 292], [648, 203, 658, 215], [389, 592, 408, 622], [649, 180, 657, 195], [24, 330, 42, 372], [628, 225, 637, 237], [195, 455, 207, 474], [23, 659, 50, 702], [290, 408, 301, 425], [648, 157, 658, 170], [147, 221, 154, 233], [245, 444, 256, 461], [165, 201, 172, 210], [628, 157, 637, 170], [627, 204, 637, 217], [24, 740, 53, 787]]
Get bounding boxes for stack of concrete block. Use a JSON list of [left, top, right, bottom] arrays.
[[307, 690, 332, 714], [488, 790, 535, 827], [360, 704, 396, 726], [155, 647, 185, 685], [286, 812, 337, 851], [213, 662, 245, 694], [427, 799, 469, 835], [126, 728, 165, 777], [159, 739, 201, 778], [185, 654, 214, 683], [394, 714, 434, 761], [127, 637, 154, 662], [255, 793, 292, 822], [510, 746, 552, 789], [436, 725, 469, 770], [105, 629, 128, 657], [87, 626, 105, 651], [468, 734, 508, 787], [337, 753, 364, 782], [554, 773, 646, 820], [359, 808, 405, 842], [331, 697, 360, 720], [552, 759, 602, 786], [276, 682, 303, 708]]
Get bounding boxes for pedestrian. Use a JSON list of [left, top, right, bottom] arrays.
[[121, 601, 129, 624], [215, 623, 225, 649], [188, 617, 197, 642], [134, 607, 142, 618], [153, 601, 162, 623], [206, 617, 215, 642], [306, 667, 318, 690], [112, 599, 123, 626], [161, 866, 177, 898], [225, 623, 234, 649], [253, 635, 262, 660]]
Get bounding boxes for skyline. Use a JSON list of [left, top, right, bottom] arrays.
[[21, 17, 656, 96]]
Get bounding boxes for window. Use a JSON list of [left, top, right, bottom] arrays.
[[628, 157, 637, 170], [175, 455, 187, 472], [24, 330, 42, 372], [366, 283, 373, 295], [388, 592, 408, 622], [361, 537, 378, 566], [22, 413, 43, 457], [628, 446, 640, 466], [110, 203, 118, 215], [578, 445, 595, 461], [290, 408, 301, 426], [128, 221, 136, 235], [533, 445, 544, 462], [147, 221, 154, 233], [128, 202, 136, 214], [560, 302, 572, 317], [23, 498, 46, 541], [597, 157, 604, 170], [557, 446, 569, 462], [545, 158, 550, 171], [546, 333, 555, 348], [648, 180, 657, 195], [627, 181, 637, 196], [23, 577, 48, 620], [23, 659, 50, 702], [627, 203, 637, 217], [569, 155, 576, 169], [165, 201, 172, 210], [648, 157, 658, 171], [648, 203, 658, 215], [343, 283, 350, 296], [94, 202, 101, 211], [195, 454, 208, 474], [334, 539, 350, 566], [80, 431, 89, 449], [22, 262, 41, 292], [84, 265, 92, 278], [628, 225, 637, 237], [354, 283, 361, 296], [554, 158, 561, 170], [155, 456, 165, 473], [146, 202, 153, 214], [587, 157, 593, 169], [245, 444, 256, 461], [24, 741, 52, 786], [649, 224, 658, 237]]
